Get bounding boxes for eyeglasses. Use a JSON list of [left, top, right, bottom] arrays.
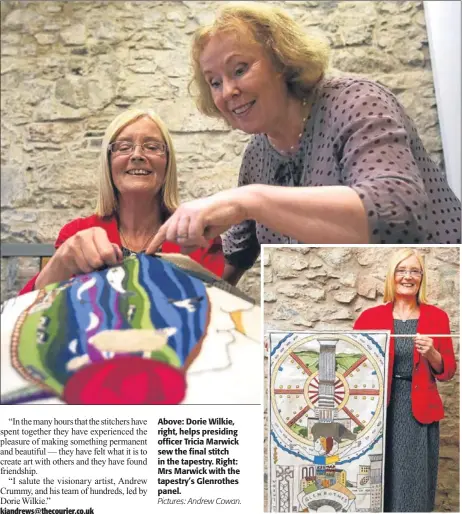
[[395, 269, 423, 278], [108, 141, 167, 156]]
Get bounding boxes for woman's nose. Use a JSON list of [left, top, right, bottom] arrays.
[[222, 78, 239, 101], [130, 146, 146, 161]]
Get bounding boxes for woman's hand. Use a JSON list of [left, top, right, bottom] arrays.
[[414, 333, 443, 373], [57, 227, 123, 274], [146, 189, 249, 254], [414, 334, 435, 357], [35, 228, 123, 289]]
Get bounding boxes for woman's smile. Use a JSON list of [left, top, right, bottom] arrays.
[[230, 100, 256, 117], [126, 168, 153, 176]]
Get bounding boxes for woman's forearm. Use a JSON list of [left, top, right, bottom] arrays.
[[241, 184, 369, 244]]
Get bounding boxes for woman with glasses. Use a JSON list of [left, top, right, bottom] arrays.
[[19, 108, 224, 293], [354, 248, 456, 512]]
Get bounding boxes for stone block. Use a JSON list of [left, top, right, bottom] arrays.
[[127, 59, 158, 74], [292, 318, 314, 328], [33, 161, 97, 194], [373, 70, 434, 95], [275, 267, 299, 279], [318, 248, 352, 267], [46, 4, 62, 13], [35, 32, 58, 45], [333, 290, 357, 304], [60, 24, 86, 46], [305, 269, 328, 280], [27, 122, 83, 144], [3, 9, 45, 31], [357, 275, 378, 299], [356, 248, 382, 266], [264, 268, 273, 284], [433, 248, 460, 264], [155, 98, 228, 133], [272, 304, 300, 321], [1, 166, 31, 208], [308, 255, 324, 268], [377, 1, 416, 14], [264, 291, 277, 303], [328, 308, 353, 321], [337, 18, 374, 46], [339, 272, 357, 287], [331, 47, 400, 74], [326, 283, 340, 292], [291, 256, 309, 271], [1, 44, 18, 56], [33, 97, 88, 122], [290, 247, 311, 255], [90, 19, 124, 44], [277, 283, 302, 299], [306, 288, 326, 302]]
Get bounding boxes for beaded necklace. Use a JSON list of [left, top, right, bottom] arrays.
[[267, 98, 310, 156]]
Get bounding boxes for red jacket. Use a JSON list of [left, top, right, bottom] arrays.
[[354, 302, 456, 424], [19, 214, 225, 295]]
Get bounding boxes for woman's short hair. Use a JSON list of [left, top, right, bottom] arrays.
[[189, 2, 331, 119], [383, 249, 428, 304], [95, 108, 179, 218]]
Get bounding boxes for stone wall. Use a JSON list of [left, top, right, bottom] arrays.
[[264, 246, 460, 512], [1, 1, 442, 302]]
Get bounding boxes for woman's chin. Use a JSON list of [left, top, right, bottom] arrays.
[[118, 183, 160, 197], [228, 113, 262, 135]]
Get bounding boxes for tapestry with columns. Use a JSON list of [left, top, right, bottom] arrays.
[[269, 331, 390, 512]]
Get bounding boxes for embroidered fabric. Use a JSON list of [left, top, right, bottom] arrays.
[[121, 246, 145, 258]]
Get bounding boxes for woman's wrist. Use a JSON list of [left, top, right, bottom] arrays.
[[427, 347, 443, 373], [34, 252, 71, 290], [237, 184, 264, 220], [428, 347, 441, 360]]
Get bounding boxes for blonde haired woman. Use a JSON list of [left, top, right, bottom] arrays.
[[147, 2, 461, 284], [20, 108, 224, 293], [354, 249, 456, 512]]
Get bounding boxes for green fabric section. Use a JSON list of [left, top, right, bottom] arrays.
[[150, 346, 181, 368], [126, 257, 154, 330], [40, 291, 68, 389], [17, 293, 64, 395]]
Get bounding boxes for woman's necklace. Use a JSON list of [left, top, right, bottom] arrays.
[[119, 227, 157, 256], [267, 98, 310, 156], [393, 305, 419, 322]]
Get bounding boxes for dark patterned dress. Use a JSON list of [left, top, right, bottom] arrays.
[[384, 319, 439, 512], [223, 76, 461, 269]]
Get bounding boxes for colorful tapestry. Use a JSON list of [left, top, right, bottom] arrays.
[[1, 254, 260, 405], [269, 331, 390, 512]]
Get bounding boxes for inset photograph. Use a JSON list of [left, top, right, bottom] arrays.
[[264, 246, 459, 512]]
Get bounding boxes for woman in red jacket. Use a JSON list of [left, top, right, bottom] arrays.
[[20, 108, 224, 295], [354, 248, 456, 512]]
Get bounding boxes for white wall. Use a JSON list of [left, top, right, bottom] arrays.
[[424, 1, 461, 200]]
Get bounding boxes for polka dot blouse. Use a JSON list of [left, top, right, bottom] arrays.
[[223, 76, 461, 269]]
